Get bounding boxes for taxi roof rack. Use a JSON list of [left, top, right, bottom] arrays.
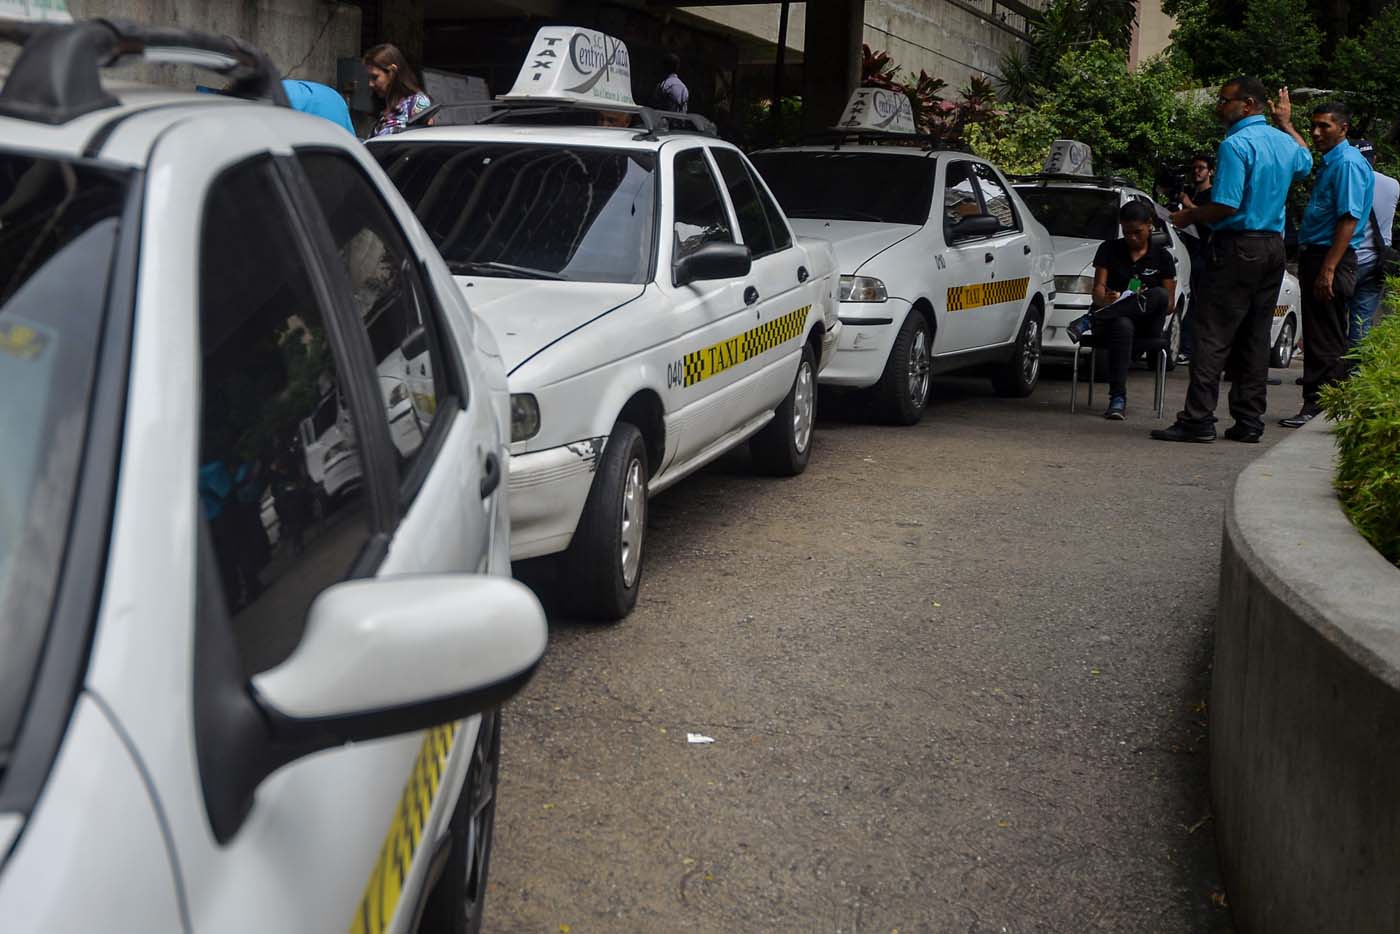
[[801, 128, 961, 152], [480, 100, 716, 139], [1010, 172, 1135, 188], [0, 17, 288, 125]]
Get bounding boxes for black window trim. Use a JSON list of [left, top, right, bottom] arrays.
[[943, 157, 990, 247], [709, 144, 789, 261], [278, 150, 461, 516], [740, 150, 794, 254], [972, 160, 1024, 236], [669, 143, 736, 279], [0, 165, 143, 822]]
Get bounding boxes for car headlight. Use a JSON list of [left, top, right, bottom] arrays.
[[839, 275, 887, 303], [511, 393, 540, 442], [1054, 275, 1095, 295]]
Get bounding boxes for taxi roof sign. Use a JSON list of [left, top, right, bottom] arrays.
[[835, 87, 917, 135], [500, 26, 640, 111], [1043, 139, 1094, 176]]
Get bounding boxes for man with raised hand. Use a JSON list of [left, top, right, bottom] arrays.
[[1273, 94, 1373, 427], [1153, 77, 1313, 444]]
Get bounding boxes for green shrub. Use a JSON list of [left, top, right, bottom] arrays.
[[1319, 290, 1400, 567]]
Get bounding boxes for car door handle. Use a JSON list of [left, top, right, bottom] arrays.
[[984, 252, 995, 263], [480, 451, 501, 499], [797, 266, 809, 283], [744, 286, 760, 305]]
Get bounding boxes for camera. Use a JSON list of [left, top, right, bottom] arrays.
[[1156, 165, 1191, 210]]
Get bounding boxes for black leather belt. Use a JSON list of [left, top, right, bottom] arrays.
[[1215, 229, 1282, 239]]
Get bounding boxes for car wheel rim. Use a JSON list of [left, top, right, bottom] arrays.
[[1169, 312, 1182, 358], [462, 713, 499, 928], [793, 360, 815, 453], [908, 328, 931, 408], [1021, 318, 1041, 385], [620, 458, 645, 588], [1282, 322, 1295, 365]]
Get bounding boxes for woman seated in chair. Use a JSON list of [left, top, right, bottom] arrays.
[[1066, 200, 1176, 420]]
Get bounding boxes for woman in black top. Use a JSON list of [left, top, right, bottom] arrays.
[[1066, 200, 1177, 419]]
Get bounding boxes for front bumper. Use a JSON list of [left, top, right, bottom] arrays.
[[507, 437, 606, 560], [1044, 294, 1093, 356], [818, 298, 911, 388]]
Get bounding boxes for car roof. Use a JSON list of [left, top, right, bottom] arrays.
[[1011, 177, 1148, 198], [367, 122, 719, 153], [751, 144, 942, 159]]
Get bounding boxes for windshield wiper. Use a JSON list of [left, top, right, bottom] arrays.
[[787, 208, 885, 222], [449, 260, 567, 281]]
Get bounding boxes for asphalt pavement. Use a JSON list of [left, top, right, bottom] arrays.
[[489, 360, 1306, 933]]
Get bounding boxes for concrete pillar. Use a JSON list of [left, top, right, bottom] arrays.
[[800, 0, 862, 132]]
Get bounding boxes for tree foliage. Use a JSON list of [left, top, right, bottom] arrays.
[[1164, 0, 1322, 88], [997, 0, 1138, 106], [1333, 4, 1400, 131]]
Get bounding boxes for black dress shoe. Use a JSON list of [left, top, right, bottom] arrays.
[[1279, 407, 1321, 428], [1150, 422, 1216, 443], [1223, 423, 1262, 443]]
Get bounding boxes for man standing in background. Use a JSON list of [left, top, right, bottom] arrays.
[[1154, 76, 1313, 444], [1348, 139, 1398, 346], [1175, 153, 1216, 364], [1272, 94, 1373, 427], [652, 52, 689, 113]]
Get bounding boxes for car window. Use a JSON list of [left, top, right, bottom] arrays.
[[672, 147, 733, 261], [372, 142, 656, 284], [745, 155, 793, 251], [296, 150, 452, 491], [748, 151, 935, 225], [973, 163, 1020, 233], [0, 153, 130, 761], [199, 157, 372, 675], [710, 147, 779, 257], [1013, 186, 1120, 241], [943, 160, 984, 238]]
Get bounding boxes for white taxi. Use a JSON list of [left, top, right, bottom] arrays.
[[371, 27, 840, 621], [749, 88, 1055, 425], [0, 19, 545, 934]]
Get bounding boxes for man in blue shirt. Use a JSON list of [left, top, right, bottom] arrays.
[[651, 52, 689, 113], [1273, 95, 1373, 427], [282, 78, 357, 136], [1348, 139, 1398, 346], [1153, 76, 1314, 443]]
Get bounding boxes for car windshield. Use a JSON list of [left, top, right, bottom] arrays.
[[747, 151, 935, 226], [0, 153, 130, 765], [371, 142, 656, 284], [1014, 186, 1120, 241]]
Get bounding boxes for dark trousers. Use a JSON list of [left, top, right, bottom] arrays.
[[1094, 286, 1169, 397], [1179, 232, 1286, 433], [1299, 246, 1358, 406]]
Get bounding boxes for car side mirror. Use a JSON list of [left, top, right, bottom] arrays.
[[401, 325, 428, 360], [674, 242, 752, 287], [948, 213, 1000, 243], [199, 572, 547, 841]]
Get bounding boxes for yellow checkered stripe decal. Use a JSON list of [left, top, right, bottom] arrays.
[[350, 722, 459, 934], [946, 277, 1030, 312], [672, 305, 809, 389], [1273, 304, 1290, 317]]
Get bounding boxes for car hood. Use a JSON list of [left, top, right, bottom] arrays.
[[788, 219, 919, 275], [1049, 235, 1103, 276], [453, 277, 646, 374]]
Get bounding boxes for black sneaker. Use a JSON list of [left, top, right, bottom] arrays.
[[1103, 395, 1126, 420], [1150, 422, 1216, 443], [1223, 423, 1262, 443], [1279, 406, 1321, 429], [1066, 313, 1094, 344]]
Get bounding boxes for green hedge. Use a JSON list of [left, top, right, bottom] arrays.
[[1320, 289, 1400, 567]]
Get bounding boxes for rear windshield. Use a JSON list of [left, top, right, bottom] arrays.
[[0, 153, 130, 762], [1013, 186, 1120, 241], [371, 142, 656, 284], [747, 151, 935, 226]]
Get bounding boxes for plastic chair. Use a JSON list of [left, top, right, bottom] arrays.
[[1070, 328, 1170, 418]]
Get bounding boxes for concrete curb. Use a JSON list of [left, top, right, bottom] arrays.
[[1213, 418, 1400, 932]]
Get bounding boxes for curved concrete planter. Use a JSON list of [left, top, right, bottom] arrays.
[[1214, 419, 1400, 932]]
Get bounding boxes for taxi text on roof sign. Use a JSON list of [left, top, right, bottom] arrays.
[[500, 26, 640, 111], [837, 87, 917, 135]]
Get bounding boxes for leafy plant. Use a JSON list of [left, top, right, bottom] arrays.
[[1333, 5, 1400, 134], [861, 44, 901, 90], [1320, 296, 1400, 567]]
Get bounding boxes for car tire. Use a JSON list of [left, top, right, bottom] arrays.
[[563, 421, 648, 621], [1165, 309, 1182, 371], [751, 341, 817, 476], [874, 311, 932, 425], [992, 309, 1042, 397], [416, 712, 501, 934], [1271, 316, 1297, 369]]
